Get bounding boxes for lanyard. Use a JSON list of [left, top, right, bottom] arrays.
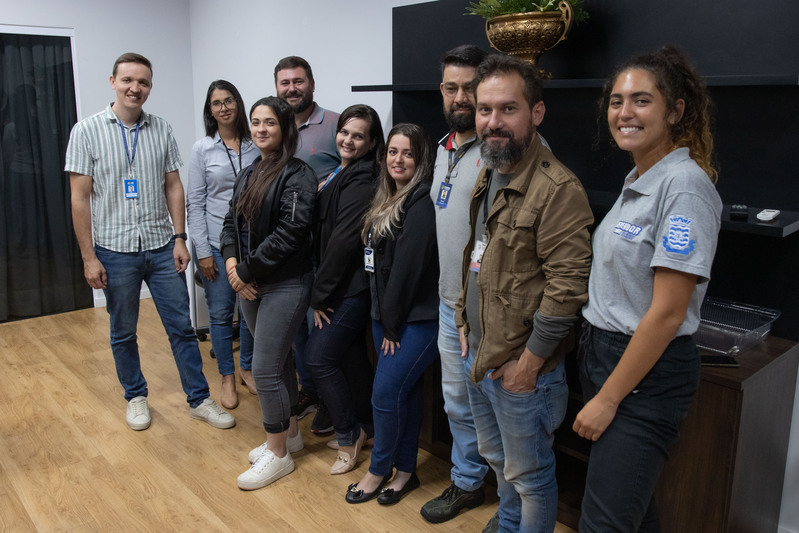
[[319, 164, 343, 191], [117, 121, 140, 176], [220, 137, 242, 176], [445, 139, 475, 184]]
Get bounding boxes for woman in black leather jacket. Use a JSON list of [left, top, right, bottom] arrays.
[[345, 123, 439, 506], [305, 105, 385, 475], [220, 96, 316, 491]]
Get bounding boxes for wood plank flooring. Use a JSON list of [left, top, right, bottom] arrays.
[[0, 299, 575, 532]]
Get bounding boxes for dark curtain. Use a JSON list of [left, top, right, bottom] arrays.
[[0, 33, 91, 321]]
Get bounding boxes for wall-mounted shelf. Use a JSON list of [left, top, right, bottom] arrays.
[[720, 206, 799, 237], [352, 74, 799, 93], [586, 191, 799, 238]]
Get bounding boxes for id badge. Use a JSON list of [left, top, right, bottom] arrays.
[[124, 178, 139, 199], [469, 234, 487, 272], [364, 247, 375, 272], [436, 182, 452, 208]]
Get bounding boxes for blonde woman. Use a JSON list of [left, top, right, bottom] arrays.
[[345, 123, 439, 505]]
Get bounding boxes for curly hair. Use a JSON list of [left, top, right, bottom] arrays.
[[600, 45, 718, 183]]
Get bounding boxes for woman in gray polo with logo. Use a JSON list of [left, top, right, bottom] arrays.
[[573, 46, 723, 532]]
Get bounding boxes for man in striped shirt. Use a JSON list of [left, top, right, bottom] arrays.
[[66, 52, 234, 432]]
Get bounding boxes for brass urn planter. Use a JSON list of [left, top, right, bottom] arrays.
[[485, 0, 573, 77]]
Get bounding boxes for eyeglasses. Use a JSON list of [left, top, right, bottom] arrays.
[[211, 97, 236, 110]]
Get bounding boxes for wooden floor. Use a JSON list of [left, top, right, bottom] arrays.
[[0, 299, 576, 532]]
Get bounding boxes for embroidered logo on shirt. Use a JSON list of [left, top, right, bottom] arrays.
[[662, 215, 695, 255], [613, 220, 642, 240]]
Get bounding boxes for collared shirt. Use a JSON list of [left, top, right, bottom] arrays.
[[296, 103, 340, 181], [65, 104, 182, 253], [187, 133, 259, 258], [582, 147, 722, 336], [430, 131, 483, 306]]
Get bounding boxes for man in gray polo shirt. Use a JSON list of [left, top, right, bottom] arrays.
[[66, 52, 234, 432], [274, 55, 341, 434], [421, 44, 489, 525]]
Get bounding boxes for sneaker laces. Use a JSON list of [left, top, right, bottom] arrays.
[[203, 399, 226, 417], [440, 484, 463, 502], [130, 398, 146, 417], [251, 450, 276, 472]]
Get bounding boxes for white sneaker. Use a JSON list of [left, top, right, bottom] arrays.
[[190, 398, 235, 429], [126, 396, 151, 430], [248, 431, 304, 463], [237, 449, 295, 490]]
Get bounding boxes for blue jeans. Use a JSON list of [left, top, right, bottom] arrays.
[[96, 240, 209, 407], [305, 290, 374, 445], [240, 273, 311, 433], [465, 351, 567, 533], [368, 319, 439, 476], [578, 324, 700, 533], [194, 246, 253, 375], [439, 302, 488, 491], [292, 309, 316, 392]]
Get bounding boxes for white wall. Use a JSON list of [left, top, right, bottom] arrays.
[[187, 0, 421, 141]]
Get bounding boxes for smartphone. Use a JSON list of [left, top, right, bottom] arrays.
[[701, 354, 740, 367]]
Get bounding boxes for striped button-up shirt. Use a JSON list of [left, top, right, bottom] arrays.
[[65, 104, 182, 253]]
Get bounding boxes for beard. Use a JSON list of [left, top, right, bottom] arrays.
[[444, 103, 476, 133], [284, 90, 313, 114], [479, 126, 534, 170]]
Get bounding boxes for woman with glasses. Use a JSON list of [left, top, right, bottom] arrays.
[[221, 96, 316, 490], [345, 123, 439, 505], [304, 104, 384, 475], [187, 80, 258, 409]]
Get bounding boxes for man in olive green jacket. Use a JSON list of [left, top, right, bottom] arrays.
[[454, 54, 593, 533]]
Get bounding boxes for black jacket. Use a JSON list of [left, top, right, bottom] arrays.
[[220, 156, 316, 284], [311, 155, 378, 309], [370, 180, 439, 342]]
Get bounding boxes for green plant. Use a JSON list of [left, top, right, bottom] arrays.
[[466, 0, 589, 24]]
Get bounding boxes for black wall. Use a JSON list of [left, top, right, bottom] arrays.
[[389, 0, 799, 339]]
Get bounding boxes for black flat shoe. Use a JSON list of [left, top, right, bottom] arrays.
[[345, 474, 392, 504], [377, 472, 420, 505]]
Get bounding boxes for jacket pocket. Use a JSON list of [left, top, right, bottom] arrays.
[[495, 294, 536, 346], [493, 208, 538, 271]]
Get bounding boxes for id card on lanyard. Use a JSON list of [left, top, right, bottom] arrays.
[[436, 138, 474, 208], [118, 120, 140, 199], [364, 229, 375, 272]]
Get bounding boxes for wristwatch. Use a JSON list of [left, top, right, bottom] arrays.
[[173, 233, 188, 240]]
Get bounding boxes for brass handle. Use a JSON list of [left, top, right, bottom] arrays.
[[548, 0, 574, 50]]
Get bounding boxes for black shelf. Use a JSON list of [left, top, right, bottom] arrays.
[[352, 74, 799, 93], [720, 206, 799, 237]]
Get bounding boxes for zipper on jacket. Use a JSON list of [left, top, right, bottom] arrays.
[[291, 191, 298, 221]]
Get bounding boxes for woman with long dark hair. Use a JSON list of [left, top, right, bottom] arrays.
[[573, 46, 723, 531], [187, 80, 258, 408], [345, 123, 439, 505], [220, 96, 316, 490], [304, 105, 385, 475]]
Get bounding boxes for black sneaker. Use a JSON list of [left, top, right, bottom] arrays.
[[482, 511, 499, 533], [311, 401, 334, 435], [296, 388, 318, 421], [420, 483, 485, 524]]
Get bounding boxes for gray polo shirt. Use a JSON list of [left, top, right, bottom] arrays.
[[582, 148, 722, 336], [430, 132, 483, 307], [64, 105, 182, 253], [296, 103, 340, 181]]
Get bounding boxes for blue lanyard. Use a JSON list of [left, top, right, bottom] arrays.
[[320, 164, 343, 191], [118, 120, 140, 174]]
